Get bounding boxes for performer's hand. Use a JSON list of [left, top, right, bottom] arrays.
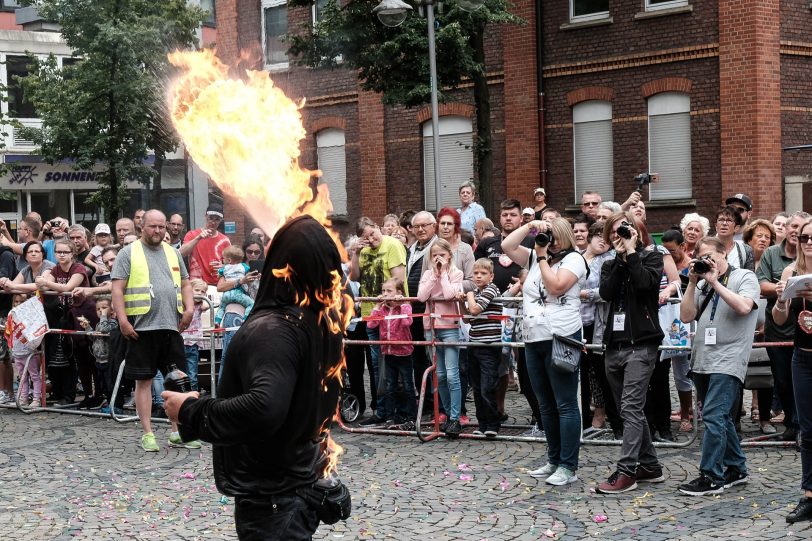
[[161, 390, 200, 424]]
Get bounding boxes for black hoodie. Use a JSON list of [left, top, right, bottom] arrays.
[[179, 216, 345, 497]]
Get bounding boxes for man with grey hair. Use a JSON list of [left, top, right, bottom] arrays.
[[597, 201, 622, 224], [457, 182, 486, 234]]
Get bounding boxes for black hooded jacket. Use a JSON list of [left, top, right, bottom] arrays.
[[178, 216, 345, 497]]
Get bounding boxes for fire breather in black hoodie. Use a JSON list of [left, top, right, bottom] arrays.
[[178, 216, 346, 497]]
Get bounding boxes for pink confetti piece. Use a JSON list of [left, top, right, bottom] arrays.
[[181, 472, 196, 480], [458, 463, 472, 472], [394, 480, 402, 487], [544, 529, 556, 538], [459, 474, 474, 481], [499, 479, 510, 492], [443, 470, 451, 477], [593, 514, 608, 523]]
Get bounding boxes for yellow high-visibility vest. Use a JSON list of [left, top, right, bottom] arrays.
[[124, 240, 183, 316]]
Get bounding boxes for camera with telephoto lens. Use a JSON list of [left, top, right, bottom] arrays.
[[693, 254, 713, 275], [535, 232, 553, 247], [616, 221, 634, 240]]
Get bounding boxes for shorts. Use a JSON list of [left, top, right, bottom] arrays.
[[124, 330, 187, 380]]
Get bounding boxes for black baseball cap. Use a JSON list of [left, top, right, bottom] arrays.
[[725, 193, 753, 212], [206, 203, 224, 218]]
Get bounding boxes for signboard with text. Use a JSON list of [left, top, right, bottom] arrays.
[[0, 162, 144, 191]]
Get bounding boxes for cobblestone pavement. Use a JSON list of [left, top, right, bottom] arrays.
[[0, 400, 810, 540]]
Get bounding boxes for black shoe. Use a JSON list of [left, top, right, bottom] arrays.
[[499, 413, 509, 422], [445, 419, 461, 437], [678, 474, 724, 496], [484, 429, 498, 439], [782, 429, 798, 442], [86, 396, 105, 410], [723, 468, 748, 489], [787, 497, 812, 524], [76, 397, 92, 409], [359, 415, 386, 427], [653, 429, 675, 443], [151, 405, 167, 419]]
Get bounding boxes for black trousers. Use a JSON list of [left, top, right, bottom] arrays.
[[469, 346, 501, 431], [235, 494, 320, 541], [344, 324, 369, 417], [645, 354, 672, 433], [410, 317, 434, 411], [516, 347, 542, 429]]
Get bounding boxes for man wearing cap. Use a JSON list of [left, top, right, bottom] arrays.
[[522, 208, 535, 224], [86, 223, 113, 284], [457, 181, 486, 234], [532, 187, 548, 220], [181, 203, 231, 286], [725, 194, 753, 241]]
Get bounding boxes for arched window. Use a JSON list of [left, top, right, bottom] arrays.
[[573, 100, 613, 202], [422, 116, 473, 212], [648, 92, 692, 200], [316, 128, 347, 215]]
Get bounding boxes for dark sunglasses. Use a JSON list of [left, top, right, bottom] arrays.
[[798, 235, 812, 244], [246, 249, 261, 255]]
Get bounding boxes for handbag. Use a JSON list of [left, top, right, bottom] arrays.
[[744, 346, 773, 390], [295, 476, 352, 525], [551, 333, 584, 373], [659, 288, 691, 360]]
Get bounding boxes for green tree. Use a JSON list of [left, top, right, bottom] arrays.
[[18, 0, 206, 220], [288, 0, 521, 215]]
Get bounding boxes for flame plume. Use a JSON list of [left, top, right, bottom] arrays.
[[167, 49, 342, 256], [168, 49, 352, 478]]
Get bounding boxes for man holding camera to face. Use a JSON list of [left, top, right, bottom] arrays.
[[596, 212, 665, 494], [678, 236, 759, 496]]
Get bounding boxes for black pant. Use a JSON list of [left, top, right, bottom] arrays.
[[234, 493, 319, 541], [516, 348, 542, 429], [410, 317, 434, 412], [45, 334, 76, 401], [344, 324, 369, 417], [768, 345, 798, 430], [645, 355, 672, 433], [469, 346, 501, 431]]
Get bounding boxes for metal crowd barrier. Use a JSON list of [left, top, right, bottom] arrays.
[[341, 296, 796, 449]]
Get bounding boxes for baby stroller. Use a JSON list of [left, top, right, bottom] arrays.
[[339, 369, 360, 423]]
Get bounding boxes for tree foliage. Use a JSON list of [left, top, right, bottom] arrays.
[[288, 0, 521, 213], [18, 0, 206, 220]]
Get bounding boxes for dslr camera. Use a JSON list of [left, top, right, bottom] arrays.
[[693, 254, 713, 275], [535, 231, 553, 247], [616, 221, 634, 240]]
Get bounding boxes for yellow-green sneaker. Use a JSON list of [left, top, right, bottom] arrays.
[[141, 432, 159, 452], [169, 432, 202, 449]]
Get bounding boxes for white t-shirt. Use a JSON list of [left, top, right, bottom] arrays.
[[522, 251, 587, 343]]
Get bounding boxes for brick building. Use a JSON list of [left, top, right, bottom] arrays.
[[216, 0, 812, 239]]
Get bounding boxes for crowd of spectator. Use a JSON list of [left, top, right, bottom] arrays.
[[1, 181, 812, 523]]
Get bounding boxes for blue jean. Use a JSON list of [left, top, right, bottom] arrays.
[[768, 346, 797, 430], [219, 311, 245, 382], [792, 348, 812, 491], [693, 373, 747, 484], [366, 326, 384, 414], [184, 345, 199, 392], [426, 328, 461, 420], [384, 354, 416, 423], [525, 335, 582, 471]]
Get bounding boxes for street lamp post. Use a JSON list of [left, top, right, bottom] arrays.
[[373, 0, 483, 212]]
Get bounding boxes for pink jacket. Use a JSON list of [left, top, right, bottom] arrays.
[[417, 268, 464, 329], [367, 303, 414, 356]]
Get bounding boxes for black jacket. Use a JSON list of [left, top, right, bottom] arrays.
[[179, 216, 345, 497], [599, 247, 665, 346]]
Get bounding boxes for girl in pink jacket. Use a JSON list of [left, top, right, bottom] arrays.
[[368, 277, 416, 429], [417, 238, 464, 437]]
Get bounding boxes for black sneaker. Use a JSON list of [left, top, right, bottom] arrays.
[[678, 474, 724, 496], [723, 468, 748, 489], [484, 429, 499, 438], [445, 419, 461, 438], [655, 429, 675, 443], [787, 497, 812, 524], [398, 420, 416, 431], [359, 415, 386, 427], [636, 464, 665, 483], [76, 397, 92, 410]]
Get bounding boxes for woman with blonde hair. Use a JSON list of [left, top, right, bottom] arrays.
[[680, 213, 711, 258], [503, 217, 588, 486]]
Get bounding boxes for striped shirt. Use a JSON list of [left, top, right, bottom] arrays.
[[468, 282, 503, 343]]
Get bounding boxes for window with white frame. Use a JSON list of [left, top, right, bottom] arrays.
[[261, 0, 288, 68], [312, 0, 329, 25], [316, 128, 347, 216], [5, 55, 37, 119], [648, 92, 692, 200], [645, 0, 689, 11], [422, 116, 474, 212], [570, 0, 609, 22], [573, 101, 613, 202]]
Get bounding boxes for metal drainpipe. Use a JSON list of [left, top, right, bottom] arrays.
[[535, 0, 546, 190]]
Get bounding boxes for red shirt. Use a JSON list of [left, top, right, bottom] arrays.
[[183, 229, 231, 285]]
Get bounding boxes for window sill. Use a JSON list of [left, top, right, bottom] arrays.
[[559, 17, 613, 31], [634, 5, 693, 20], [264, 62, 290, 73]]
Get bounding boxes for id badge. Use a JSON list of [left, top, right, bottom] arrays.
[[613, 313, 626, 332], [704, 327, 717, 345]]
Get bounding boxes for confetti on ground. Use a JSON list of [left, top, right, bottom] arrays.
[[458, 464, 472, 472], [593, 514, 608, 523], [459, 474, 474, 482], [181, 472, 196, 480]]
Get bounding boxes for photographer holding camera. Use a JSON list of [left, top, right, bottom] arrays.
[[678, 236, 759, 496], [595, 212, 665, 494]]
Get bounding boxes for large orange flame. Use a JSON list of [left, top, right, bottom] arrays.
[[168, 49, 352, 478], [167, 49, 344, 258]]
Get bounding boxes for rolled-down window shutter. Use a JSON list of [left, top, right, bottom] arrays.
[[573, 101, 613, 202], [316, 128, 347, 215], [648, 93, 692, 200], [423, 116, 473, 212]]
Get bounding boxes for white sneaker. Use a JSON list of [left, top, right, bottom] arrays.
[[0, 390, 10, 404], [529, 463, 557, 478], [521, 426, 545, 439], [545, 467, 578, 486]]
